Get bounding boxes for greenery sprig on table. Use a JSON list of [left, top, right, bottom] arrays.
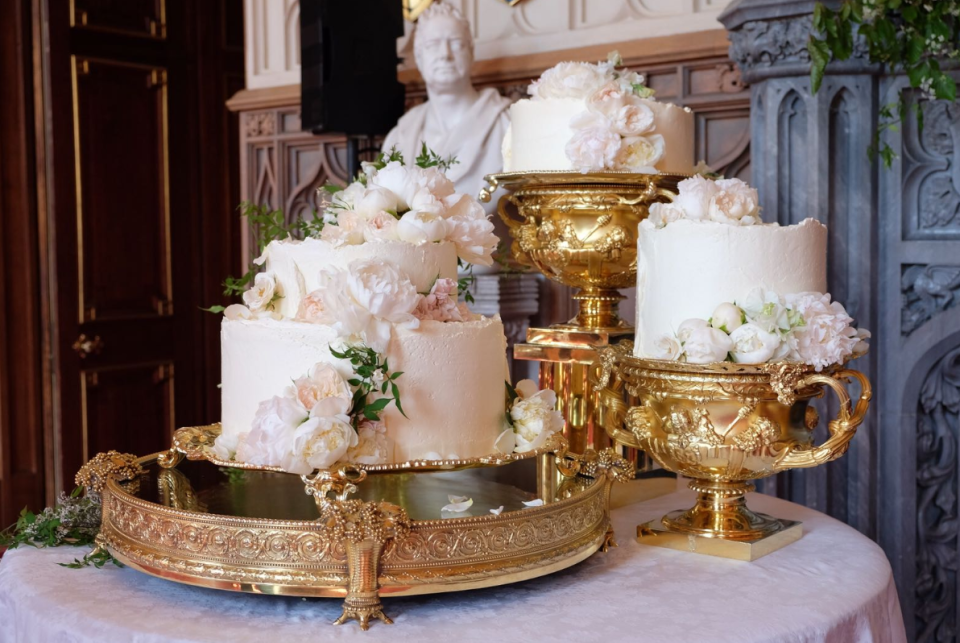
[[808, 0, 960, 166]]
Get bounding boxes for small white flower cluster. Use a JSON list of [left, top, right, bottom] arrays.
[[213, 363, 389, 474], [642, 175, 761, 230], [496, 380, 564, 454], [529, 53, 665, 173], [652, 288, 870, 371], [321, 159, 498, 267]]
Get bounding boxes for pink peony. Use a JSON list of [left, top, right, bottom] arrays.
[[295, 290, 330, 324], [565, 127, 622, 172], [293, 363, 352, 417], [413, 278, 464, 322]]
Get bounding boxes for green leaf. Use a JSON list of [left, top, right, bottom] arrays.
[[906, 34, 924, 65], [321, 182, 344, 193], [808, 36, 831, 94], [391, 382, 407, 418], [367, 398, 392, 412], [505, 380, 519, 403], [934, 74, 957, 102], [200, 305, 226, 314]]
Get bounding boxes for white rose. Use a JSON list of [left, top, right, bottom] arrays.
[[235, 395, 307, 467], [356, 187, 399, 218], [738, 288, 791, 333], [616, 134, 665, 171], [677, 318, 709, 344], [565, 127, 622, 172], [242, 272, 279, 312], [443, 195, 498, 266], [362, 211, 400, 242], [293, 363, 352, 418], [295, 290, 330, 324], [529, 61, 610, 100], [397, 209, 447, 244], [729, 322, 781, 364], [586, 82, 629, 117], [642, 201, 685, 230], [210, 431, 240, 461], [683, 325, 734, 364], [674, 175, 720, 221], [652, 335, 682, 360], [711, 302, 745, 333], [708, 178, 761, 225], [784, 292, 859, 371], [224, 304, 255, 321], [611, 102, 655, 137], [509, 389, 564, 452], [281, 414, 357, 474], [346, 421, 390, 465]]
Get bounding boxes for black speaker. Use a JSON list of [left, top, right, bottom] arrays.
[[300, 0, 406, 136]]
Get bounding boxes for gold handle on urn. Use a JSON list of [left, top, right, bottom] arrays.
[[496, 194, 535, 268], [773, 368, 873, 471]]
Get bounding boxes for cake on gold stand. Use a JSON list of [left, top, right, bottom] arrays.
[[480, 171, 683, 461], [595, 342, 872, 560]]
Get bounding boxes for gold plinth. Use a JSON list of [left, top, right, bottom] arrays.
[[598, 341, 872, 558], [637, 518, 803, 562]]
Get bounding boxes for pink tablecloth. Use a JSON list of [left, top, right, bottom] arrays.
[[0, 489, 906, 643]]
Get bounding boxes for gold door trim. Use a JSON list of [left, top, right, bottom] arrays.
[[69, 0, 167, 40]]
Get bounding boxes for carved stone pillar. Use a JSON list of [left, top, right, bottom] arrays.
[[722, 1, 960, 640]]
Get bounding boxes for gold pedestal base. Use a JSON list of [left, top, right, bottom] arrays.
[[636, 518, 803, 561]]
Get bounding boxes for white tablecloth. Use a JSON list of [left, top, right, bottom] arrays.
[[0, 490, 906, 643]]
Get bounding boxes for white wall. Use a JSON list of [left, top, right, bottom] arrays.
[[244, 0, 732, 90]]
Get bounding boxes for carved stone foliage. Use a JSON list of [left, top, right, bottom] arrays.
[[906, 98, 960, 238], [727, 17, 812, 70], [916, 346, 960, 643], [902, 265, 960, 337]]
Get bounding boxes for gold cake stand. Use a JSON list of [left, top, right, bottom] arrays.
[[91, 425, 631, 630]]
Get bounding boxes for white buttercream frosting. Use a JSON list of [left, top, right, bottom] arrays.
[[634, 218, 828, 358], [220, 315, 509, 461], [259, 238, 458, 318]]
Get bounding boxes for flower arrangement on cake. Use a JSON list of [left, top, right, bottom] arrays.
[[636, 175, 870, 371]]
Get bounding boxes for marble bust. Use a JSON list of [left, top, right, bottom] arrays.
[[383, 3, 511, 203]]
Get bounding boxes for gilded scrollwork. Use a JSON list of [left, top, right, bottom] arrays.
[[76, 451, 144, 494]]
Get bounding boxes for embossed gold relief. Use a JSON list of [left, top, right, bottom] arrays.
[[76, 451, 144, 494], [598, 342, 873, 556]]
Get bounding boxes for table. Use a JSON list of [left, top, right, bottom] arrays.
[[0, 489, 906, 643]]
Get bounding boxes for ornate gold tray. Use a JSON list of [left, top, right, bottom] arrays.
[[95, 434, 630, 630], [479, 170, 690, 200]]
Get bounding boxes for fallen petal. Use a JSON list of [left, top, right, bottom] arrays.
[[441, 497, 474, 513], [490, 506, 504, 515], [522, 499, 544, 508]]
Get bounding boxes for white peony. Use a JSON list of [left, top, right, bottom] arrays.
[[677, 318, 710, 344], [674, 175, 720, 221], [443, 194, 498, 266], [281, 414, 357, 474], [356, 187, 399, 218], [343, 260, 422, 351], [529, 61, 610, 100], [616, 134, 665, 171], [586, 82, 629, 117], [708, 178, 760, 225], [235, 395, 307, 467], [345, 421, 390, 465], [293, 363, 352, 418], [729, 322, 781, 364], [397, 208, 447, 244], [711, 302, 745, 333], [415, 166, 456, 200], [738, 288, 791, 333], [242, 272, 279, 312], [362, 210, 400, 242], [326, 182, 365, 217], [210, 431, 240, 461], [370, 161, 419, 211], [784, 292, 859, 371], [509, 388, 564, 452], [642, 201, 685, 230], [683, 325, 734, 364], [652, 334, 683, 360], [565, 127, 622, 172], [320, 211, 365, 246]]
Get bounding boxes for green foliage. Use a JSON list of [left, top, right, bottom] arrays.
[[414, 142, 459, 172], [457, 260, 476, 305], [329, 344, 406, 427], [200, 305, 226, 314], [58, 548, 122, 569], [808, 0, 960, 166], [0, 488, 101, 551]]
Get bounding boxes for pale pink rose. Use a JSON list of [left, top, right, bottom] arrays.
[[295, 290, 331, 324], [442, 196, 498, 266], [586, 82, 629, 117], [413, 278, 464, 322], [610, 103, 655, 137], [616, 134, 665, 171], [784, 292, 859, 371], [345, 420, 390, 465], [293, 363, 352, 417], [235, 395, 307, 467], [565, 127, 622, 172], [708, 178, 760, 225], [529, 61, 610, 100], [674, 175, 720, 221], [362, 211, 400, 242], [281, 414, 357, 474], [242, 272, 279, 312]]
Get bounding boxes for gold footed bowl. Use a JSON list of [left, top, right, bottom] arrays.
[[597, 342, 872, 553], [480, 171, 682, 330]]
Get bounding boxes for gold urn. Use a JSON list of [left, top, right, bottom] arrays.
[[597, 342, 872, 559]]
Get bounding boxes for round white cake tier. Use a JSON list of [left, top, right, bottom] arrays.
[[505, 97, 695, 175], [634, 218, 828, 358], [220, 315, 509, 462], [260, 238, 459, 318]]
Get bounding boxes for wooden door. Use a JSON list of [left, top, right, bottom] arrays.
[[41, 0, 243, 492]]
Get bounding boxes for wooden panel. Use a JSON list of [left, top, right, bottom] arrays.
[[81, 364, 174, 461], [71, 0, 166, 39], [73, 58, 172, 322]]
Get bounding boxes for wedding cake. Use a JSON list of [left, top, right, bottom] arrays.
[[502, 53, 695, 174], [634, 175, 869, 370], [211, 151, 562, 474]]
